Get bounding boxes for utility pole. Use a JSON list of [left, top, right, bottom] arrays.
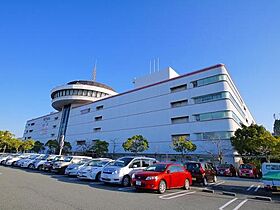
[[58, 135, 65, 155]]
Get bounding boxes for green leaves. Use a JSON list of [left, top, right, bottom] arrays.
[[231, 124, 280, 161], [122, 135, 149, 154], [90, 140, 109, 157], [172, 136, 197, 155], [45, 139, 72, 154]]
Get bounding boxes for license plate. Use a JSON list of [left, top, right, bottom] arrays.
[[136, 181, 141, 186], [192, 177, 196, 181]]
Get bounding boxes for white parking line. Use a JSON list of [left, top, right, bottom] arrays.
[[246, 184, 254, 191], [232, 199, 248, 210], [254, 185, 261, 192], [218, 198, 238, 210], [0, 172, 2, 175], [159, 191, 196, 200], [159, 190, 190, 198], [214, 181, 225, 186]]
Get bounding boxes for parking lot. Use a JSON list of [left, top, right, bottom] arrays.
[[0, 166, 279, 210]]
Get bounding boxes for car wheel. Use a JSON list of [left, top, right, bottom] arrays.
[[158, 180, 167, 194], [122, 175, 131, 187], [38, 165, 43, 171], [203, 177, 208, 186], [12, 162, 16, 166], [183, 179, 190, 190], [95, 172, 101, 182], [213, 175, 217, 183]]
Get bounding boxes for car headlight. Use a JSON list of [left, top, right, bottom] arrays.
[[146, 176, 158, 180], [112, 169, 119, 174], [73, 166, 78, 170]]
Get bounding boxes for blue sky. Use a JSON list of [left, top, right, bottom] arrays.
[[0, 0, 279, 137]]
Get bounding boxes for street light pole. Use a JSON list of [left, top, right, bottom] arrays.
[[58, 135, 65, 155]]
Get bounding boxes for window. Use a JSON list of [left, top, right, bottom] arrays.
[[168, 165, 177, 173], [27, 137, 31, 139], [130, 160, 141, 168], [29, 130, 33, 132], [53, 125, 57, 128], [94, 127, 101, 132], [30, 123, 35, 126], [51, 134, 55, 137], [73, 90, 78, 95], [54, 117, 58, 120], [142, 159, 150, 167], [171, 99, 188, 108], [78, 89, 83, 96], [77, 140, 86, 146], [192, 74, 227, 88], [88, 90, 93, 97], [170, 84, 187, 93], [95, 116, 102, 121], [83, 90, 88, 96], [171, 116, 189, 124], [171, 134, 190, 141], [96, 105, 104, 110], [194, 111, 230, 121], [195, 131, 233, 140], [80, 108, 90, 114], [193, 92, 228, 104], [175, 166, 184, 172]]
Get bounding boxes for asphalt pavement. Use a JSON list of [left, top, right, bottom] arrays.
[[0, 166, 279, 210]]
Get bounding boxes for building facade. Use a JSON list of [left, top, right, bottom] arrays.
[[23, 64, 255, 163]]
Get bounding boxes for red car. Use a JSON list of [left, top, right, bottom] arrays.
[[132, 163, 192, 194], [217, 164, 237, 177], [239, 163, 260, 178]]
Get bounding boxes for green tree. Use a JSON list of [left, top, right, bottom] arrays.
[[45, 139, 72, 154], [0, 130, 14, 153], [172, 136, 197, 159], [231, 124, 279, 162], [273, 119, 280, 136], [21, 139, 35, 152], [33, 141, 45, 153], [9, 138, 23, 153], [45, 139, 59, 154], [122, 135, 149, 154], [90, 140, 109, 157]]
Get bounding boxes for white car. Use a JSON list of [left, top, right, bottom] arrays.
[[32, 155, 56, 170], [101, 156, 157, 187], [5, 154, 29, 166], [20, 154, 42, 168], [52, 156, 92, 174], [65, 158, 93, 176], [78, 158, 113, 181], [0, 154, 14, 164]]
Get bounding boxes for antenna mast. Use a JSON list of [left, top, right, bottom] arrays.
[[93, 60, 97, 81]]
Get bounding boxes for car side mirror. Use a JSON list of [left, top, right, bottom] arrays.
[[167, 170, 170, 174]]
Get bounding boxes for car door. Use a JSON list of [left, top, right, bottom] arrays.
[[167, 165, 180, 188], [128, 159, 142, 175], [175, 166, 186, 187], [205, 163, 214, 181]]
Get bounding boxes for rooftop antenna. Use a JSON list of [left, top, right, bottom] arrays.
[[153, 58, 156, 72], [149, 60, 152, 74], [93, 60, 97, 81], [157, 57, 160, 71]]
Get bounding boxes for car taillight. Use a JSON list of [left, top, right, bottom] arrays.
[[200, 167, 205, 174]]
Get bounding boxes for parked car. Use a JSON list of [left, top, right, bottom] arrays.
[[216, 164, 237, 177], [0, 154, 19, 165], [78, 159, 113, 181], [65, 158, 93, 176], [184, 161, 217, 186], [14, 154, 34, 167], [20, 154, 43, 168], [132, 163, 192, 194], [239, 163, 260, 178], [0, 154, 10, 164], [52, 156, 92, 174], [261, 162, 280, 191], [4, 154, 29, 166], [41, 155, 65, 171], [101, 156, 157, 187], [31, 155, 56, 170]]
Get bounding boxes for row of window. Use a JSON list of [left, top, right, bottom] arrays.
[[52, 89, 109, 99], [195, 131, 234, 140]]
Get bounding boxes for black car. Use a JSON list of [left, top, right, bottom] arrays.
[[184, 161, 217, 186]]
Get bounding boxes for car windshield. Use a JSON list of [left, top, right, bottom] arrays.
[[63, 157, 73, 162], [186, 162, 201, 172], [77, 159, 90, 165], [218, 164, 230, 168], [86, 160, 102, 166], [53, 156, 64, 161], [111, 157, 134, 167], [144, 164, 167, 172], [240, 164, 253, 169], [30, 155, 39, 159]]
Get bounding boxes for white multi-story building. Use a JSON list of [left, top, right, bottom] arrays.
[[23, 64, 255, 163]]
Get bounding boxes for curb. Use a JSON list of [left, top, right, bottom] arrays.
[[222, 191, 236, 196], [252, 196, 272, 201], [202, 188, 214, 193]]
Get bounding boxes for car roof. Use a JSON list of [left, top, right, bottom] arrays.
[[118, 156, 155, 159]]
